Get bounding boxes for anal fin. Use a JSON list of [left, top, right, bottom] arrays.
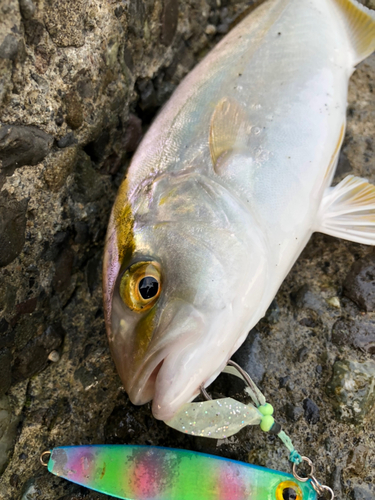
[[316, 175, 375, 245]]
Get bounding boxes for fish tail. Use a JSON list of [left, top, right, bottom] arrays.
[[331, 0, 375, 64]]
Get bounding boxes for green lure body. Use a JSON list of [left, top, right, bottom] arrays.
[[47, 445, 316, 500]]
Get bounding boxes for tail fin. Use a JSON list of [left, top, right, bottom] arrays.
[[332, 0, 375, 64]]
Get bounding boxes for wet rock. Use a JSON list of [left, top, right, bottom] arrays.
[[0, 283, 16, 317], [0, 125, 53, 182], [101, 152, 122, 176], [0, 192, 28, 267], [0, 349, 11, 396], [15, 297, 38, 315], [19, 0, 36, 19], [74, 222, 90, 245], [303, 398, 320, 424], [84, 130, 110, 163], [137, 78, 158, 111], [346, 444, 368, 476], [71, 151, 105, 203], [0, 395, 12, 473], [76, 75, 94, 99], [86, 254, 101, 294], [0, 395, 20, 475], [0, 34, 19, 61], [9, 473, 19, 488], [0, 58, 12, 106], [265, 299, 280, 324], [127, 1, 146, 38], [57, 132, 77, 149], [326, 358, 375, 423], [217, 23, 229, 35], [296, 346, 309, 363], [52, 246, 75, 293], [0, 319, 10, 337], [332, 318, 375, 354], [105, 405, 148, 443], [74, 366, 104, 391], [334, 150, 352, 178], [122, 114, 142, 153], [283, 403, 303, 422], [43, 397, 72, 431], [232, 329, 265, 384], [42, 230, 71, 262], [351, 484, 374, 500], [23, 19, 45, 46], [65, 91, 83, 130], [43, 147, 78, 192], [330, 466, 343, 499], [44, 0, 86, 48], [299, 317, 318, 328], [291, 284, 326, 313], [11, 324, 65, 383], [161, 0, 179, 46], [344, 253, 375, 311], [279, 375, 289, 388]]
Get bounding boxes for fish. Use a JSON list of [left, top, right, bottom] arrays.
[[45, 445, 317, 500], [103, 0, 375, 421]]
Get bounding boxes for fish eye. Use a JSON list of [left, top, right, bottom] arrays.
[[119, 261, 161, 312], [138, 276, 159, 300], [275, 481, 302, 500]]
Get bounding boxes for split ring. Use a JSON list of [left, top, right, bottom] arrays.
[[40, 450, 51, 467]]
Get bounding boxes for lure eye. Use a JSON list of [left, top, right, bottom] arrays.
[[119, 261, 161, 312], [275, 481, 302, 500]]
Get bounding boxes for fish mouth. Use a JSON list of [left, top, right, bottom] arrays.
[[125, 301, 210, 415], [127, 336, 230, 421], [126, 333, 213, 420], [127, 351, 167, 406]]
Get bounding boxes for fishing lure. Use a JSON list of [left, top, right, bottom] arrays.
[[41, 362, 333, 499], [41, 445, 316, 500]]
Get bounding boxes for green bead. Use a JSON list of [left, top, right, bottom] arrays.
[[260, 415, 274, 432], [259, 403, 274, 416]]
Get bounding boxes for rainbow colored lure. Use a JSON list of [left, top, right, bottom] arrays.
[[45, 445, 316, 500]]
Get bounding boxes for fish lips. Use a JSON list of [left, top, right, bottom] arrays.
[[128, 309, 239, 421], [124, 301, 207, 411]]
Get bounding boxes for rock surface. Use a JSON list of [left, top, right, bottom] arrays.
[[0, 0, 375, 499]]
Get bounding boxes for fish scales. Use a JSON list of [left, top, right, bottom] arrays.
[[103, 0, 375, 420]]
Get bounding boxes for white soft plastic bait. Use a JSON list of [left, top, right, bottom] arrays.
[[103, 0, 375, 421]]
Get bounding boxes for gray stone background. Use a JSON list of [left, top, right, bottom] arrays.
[[0, 0, 374, 498]]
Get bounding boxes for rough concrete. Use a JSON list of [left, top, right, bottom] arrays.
[[0, 0, 374, 498]]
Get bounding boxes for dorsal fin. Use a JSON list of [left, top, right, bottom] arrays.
[[209, 97, 249, 170], [332, 0, 375, 64]]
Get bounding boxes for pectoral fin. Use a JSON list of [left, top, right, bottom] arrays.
[[332, 0, 375, 64], [316, 175, 375, 245], [209, 97, 249, 170]]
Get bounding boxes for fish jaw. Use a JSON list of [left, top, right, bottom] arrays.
[[151, 332, 233, 422], [108, 295, 211, 406], [125, 303, 245, 422]]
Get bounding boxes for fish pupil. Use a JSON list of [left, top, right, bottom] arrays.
[[139, 276, 159, 300], [282, 488, 297, 500]]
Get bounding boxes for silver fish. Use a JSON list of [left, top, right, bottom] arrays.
[[103, 0, 375, 421]]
